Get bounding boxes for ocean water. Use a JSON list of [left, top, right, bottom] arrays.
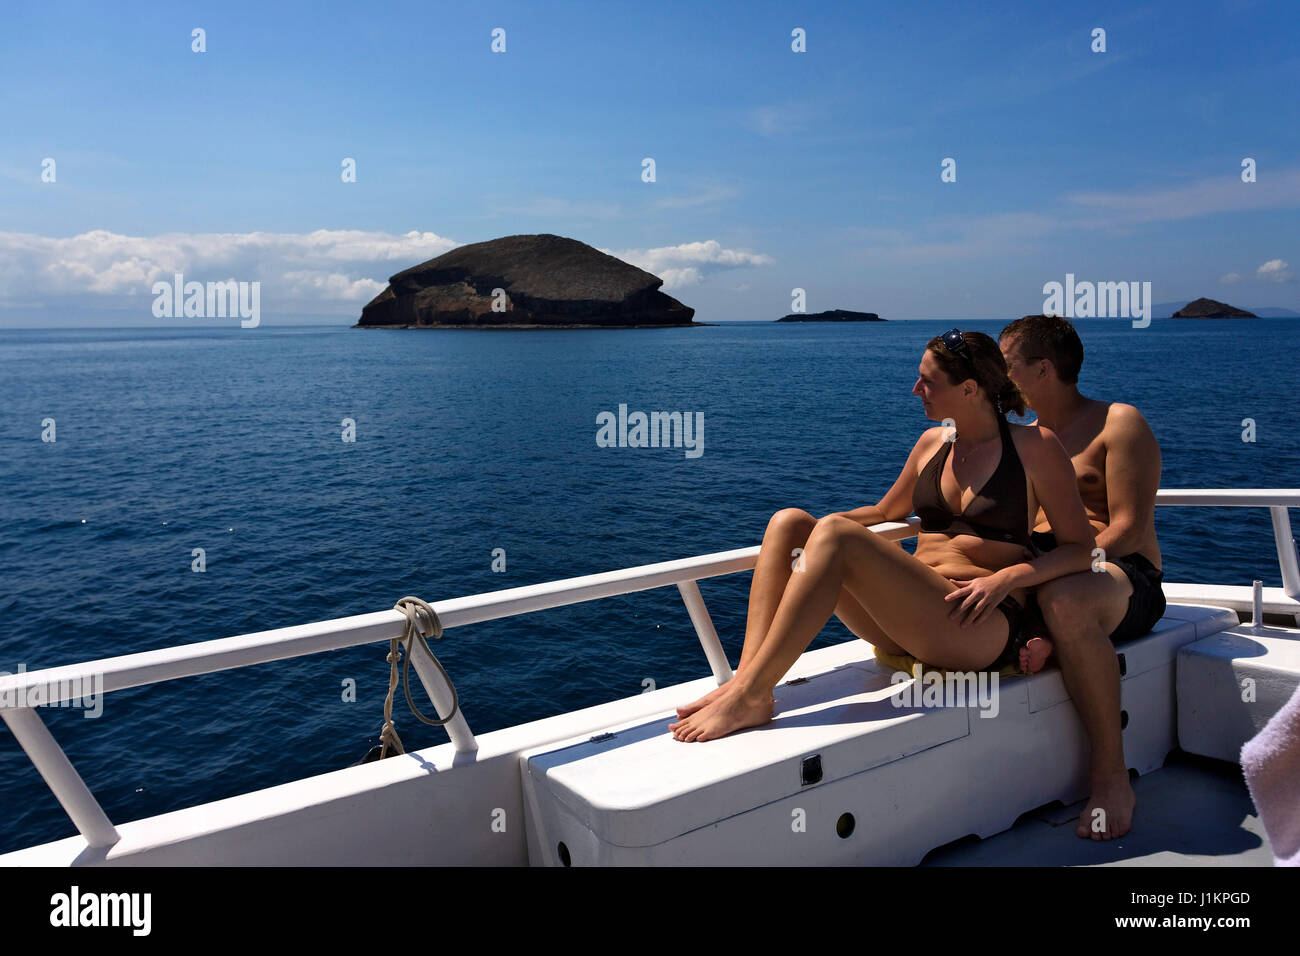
[[1, 318, 1297, 853]]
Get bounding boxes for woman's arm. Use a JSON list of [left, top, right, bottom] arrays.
[[825, 428, 945, 526]]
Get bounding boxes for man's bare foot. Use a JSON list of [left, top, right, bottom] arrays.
[[1076, 770, 1136, 840], [669, 684, 773, 742], [1019, 636, 1054, 675]]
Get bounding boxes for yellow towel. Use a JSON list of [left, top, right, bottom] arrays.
[[872, 645, 1025, 681]]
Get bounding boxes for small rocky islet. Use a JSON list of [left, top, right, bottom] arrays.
[[1171, 297, 1257, 318], [775, 309, 884, 322]]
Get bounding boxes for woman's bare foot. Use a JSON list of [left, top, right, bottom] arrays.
[[1019, 636, 1054, 674], [675, 681, 731, 718], [676, 680, 774, 718], [669, 683, 774, 742]]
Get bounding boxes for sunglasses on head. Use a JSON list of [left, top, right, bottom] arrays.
[[940, 328, 975, 372]]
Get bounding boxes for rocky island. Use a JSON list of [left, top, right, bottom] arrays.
[[1171, 297, 1257, 319], [355, 233, 696, 329], [776, 309, 884, 322]]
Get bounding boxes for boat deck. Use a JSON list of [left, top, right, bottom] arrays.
[[922, 750, 1274, 866]]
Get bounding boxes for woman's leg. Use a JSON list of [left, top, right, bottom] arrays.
[[676, 508, 813, 717], [739, 510, 911, 666], [677, 508, 908, 717], [739, 508, 815, 670], [669, 515, 1009, 741]]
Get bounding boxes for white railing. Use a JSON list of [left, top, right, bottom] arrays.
[[1150, 489, 1300, 600], [1, 491, 1297, 850]]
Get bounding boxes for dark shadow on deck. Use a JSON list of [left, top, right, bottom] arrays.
[[919, 750, 1271, 866]]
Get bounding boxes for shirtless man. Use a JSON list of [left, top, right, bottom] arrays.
[[998, 315, 1165, 841]]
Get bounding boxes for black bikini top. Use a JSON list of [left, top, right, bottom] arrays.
[[911, 415, 1032, 548]]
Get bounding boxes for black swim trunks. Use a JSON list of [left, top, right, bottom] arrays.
[[1030, 531, 1166, 644]]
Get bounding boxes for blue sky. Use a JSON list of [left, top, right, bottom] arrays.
[[1, 0, 1296, 325]]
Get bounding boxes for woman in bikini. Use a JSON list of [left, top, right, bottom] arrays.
[[670, 329, 1096, 742]]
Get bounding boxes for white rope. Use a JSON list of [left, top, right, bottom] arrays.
[[378, 596, 460, 760]]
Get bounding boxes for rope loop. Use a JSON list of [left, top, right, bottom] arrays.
[[377, 596, 460, 759]]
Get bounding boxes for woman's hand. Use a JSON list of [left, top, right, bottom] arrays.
[[945, 570, 1013, 628]]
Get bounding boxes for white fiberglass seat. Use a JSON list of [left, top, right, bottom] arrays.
[[520, 604, 1238, 866]]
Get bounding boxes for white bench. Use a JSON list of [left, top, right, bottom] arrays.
[[1177, 623, 1300, 763], [519, 604, 1238, 865]]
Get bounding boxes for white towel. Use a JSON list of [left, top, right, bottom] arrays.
[[1241, 682, 1300, 866]]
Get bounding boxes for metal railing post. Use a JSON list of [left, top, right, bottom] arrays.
[[677, 580, 734, 685], [1, 708, 119, 849], [1269, 506, 1300, 601], [407, 654, 478, 753]]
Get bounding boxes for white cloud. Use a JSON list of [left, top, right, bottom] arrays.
[[1219, 272, 1241, 284], [835, 170, 1300, 264], [279, 271, 388, 301], [1257, 258, 1292, 282], [0, 229, 456, 311], [1065, 168, 1300, 226], [845, 212, 1057, 263], [601, 239, 775, 291], [0, 229, 774, 308], [655, 267, 705, 288]]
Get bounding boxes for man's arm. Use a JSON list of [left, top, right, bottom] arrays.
[[1097, 403, 1161, 558]]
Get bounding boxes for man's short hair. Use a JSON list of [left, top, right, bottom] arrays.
[[1000, 315, 1083, 385]]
